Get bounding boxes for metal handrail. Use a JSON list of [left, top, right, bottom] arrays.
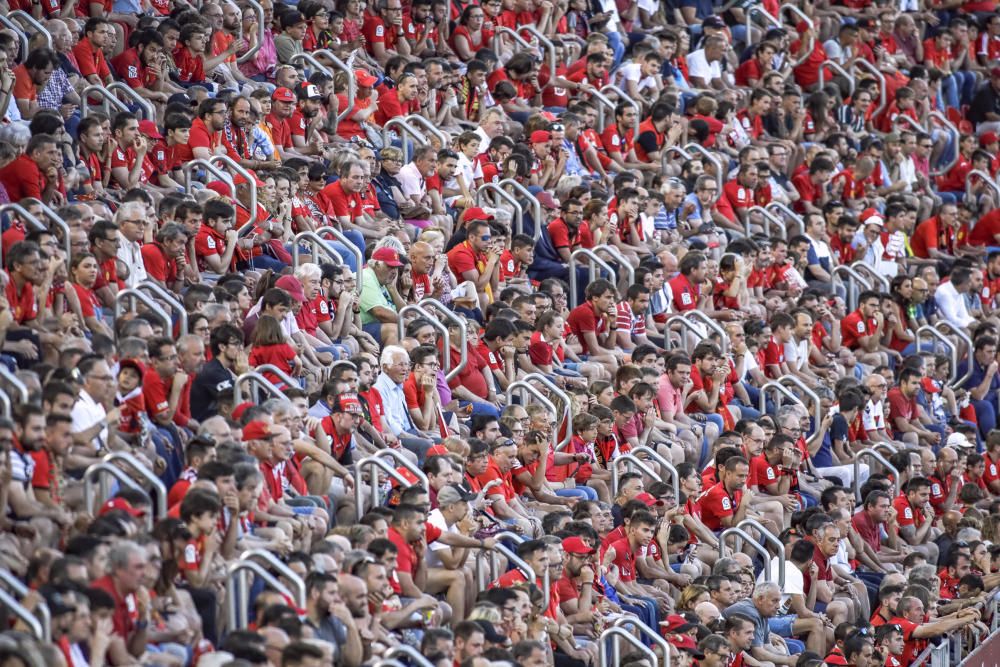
[[662, 145, 693, 175], [377, 448, 430, 490], [853, 448, 899, 502], [873, 442, 898, 457], [226, 560, 295, 630], [630, 445, 679, 500], [522, 373, 572, 450], [745, 5, 782, 38], [747, 205, 787, 239], [80, 85, 130, 117], [916, 325, 958, 385], [507, 381, 559, 450], [0, 203, 47, 271], [928, 111, 960, 176], [777, 375, 822, 446], [405, 114, 449, 150], [9, 10, 51, 51], [684, 310, 729, 354], [592, 243, 635, 287], [20, 199, 71, 270], [850, 59, 887, 118], [0, 589, 44, 641], [568, 248, 616, 309], [236, 0, 265, 64], [0, 388, 10, 419], [600, 626, 659, 667], [292, 230, 343, 268], [736, 518, 786, 587], [182, 158, 234, 192], [758, 380, 802, 415], [489, 542, 549, 610], [420, 298, 468, 382], [354, 456, 416, 520], [672, 316, 717, 354], [817, 61, 855, 97], [0, 367, 28, 405], [372, 660, 407, 667], [314, 226, 362, 294], [517, 24, 557, 84], [589, 88, 618, 131], [831, 264, 872, 311], [612, 454, 660, 496], [780, 4, 815, 67], [599, 84, 641, 138], [0, 16, 27, 62], [104, 452, 168, 518], [765, 202, 804, 235], [491, 26, 532, 53], [684, 143, 723, 204], [114, 288, 172, 336], [934, 320, 973, 387], [209, 155, 260, 230], [893, 114, 928, 134], [399, 304, 451, 374], [290, 52, 333, 78], [137, 280, 188, 334], [0, 569, 50, 642], [252, 364, 299, 389], [83, 463, 148, 523], [851, 261, 890, 293], [383, 117, 427, 163], [611, 616, 671, 667], [385, 646, 434, 667], [720, 527, 775, 581], [106, 81, 155, 121], [498, 178, 543, 238], [233, 370, 288, 403], [240, 549, 306, 607], [317, 51, 355, 123], [477, 183, 524, 238], [967, 169, 1000, 204]]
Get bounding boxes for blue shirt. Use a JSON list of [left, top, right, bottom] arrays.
[[958, 357, 1000, 401], [373, 372, 414, 436]]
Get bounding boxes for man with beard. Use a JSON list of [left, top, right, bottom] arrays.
[[189, 97, 228, 162], [110, 112, 155, 190], [267, 87, 307, 160], [140, 222, 188, 293], [303, 571, 356, 661], [9, 406, 71, 547], [110, 30, 172, 106], [0, 133, 62, 204], [12, 48, 59, 121], [223, 96, 263, 167], [290, 82, 326, 156]]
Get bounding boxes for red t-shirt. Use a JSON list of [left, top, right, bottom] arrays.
[[111, 48, 156, 88], [140, 243, 177, 284], [605, 537, 638, 582], [696, 482, 741, 531], [266, 113, 292, 150], [319, 180, 364, 221], [90, 575, 138, 640], [0, 154, 45, 201], [566, 302, 607, 355], [248, 344, 297, 387], [840, 310, 873, 350], [173, 45, 205, 83], [475, 457, 516, 502], [387, 525, 418, 584], [6, 279, 37, 324], [74, 38, 111, 80]]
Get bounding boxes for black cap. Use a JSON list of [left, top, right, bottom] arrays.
[[280, 10, 306, 28]]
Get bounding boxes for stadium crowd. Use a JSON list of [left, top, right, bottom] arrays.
[[0, 0, 1000, 665]]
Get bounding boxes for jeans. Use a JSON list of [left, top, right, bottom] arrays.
[[555, 486, 598, 501], [970, 398, 997, 438], [237, 253, 286, 272]]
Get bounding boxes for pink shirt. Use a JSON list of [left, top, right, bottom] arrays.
[[657, 375, 682, 418], [238, 29, 276, 78]]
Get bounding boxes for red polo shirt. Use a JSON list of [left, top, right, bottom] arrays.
[[566, 301, 607, 355], [697, 482, 741, 531], [0, 154, 45, 201], [74, 38, 111, 80], [319, 180, 364, 221]]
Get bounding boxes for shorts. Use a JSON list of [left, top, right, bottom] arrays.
[[768, 614, 797, 637]]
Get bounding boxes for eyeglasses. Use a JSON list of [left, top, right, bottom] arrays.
[[480, 234, 492, 241]]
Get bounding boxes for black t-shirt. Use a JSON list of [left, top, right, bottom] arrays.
[[189, 358, 236, 421], [969, 85, 1000, 125]]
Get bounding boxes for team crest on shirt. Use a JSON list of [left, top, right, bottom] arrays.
[[184, 543, 197, 563], [721, 496, 732, 511], [766, 468, 776, 480], [375, 25, 384, 36], [991, 464, 997, 475], [206, 237, 216, 249], [931, 483, 941, 495], [128, 66, 138, 79], [903, 506, 913, 520], [857, 322, 865, 332]]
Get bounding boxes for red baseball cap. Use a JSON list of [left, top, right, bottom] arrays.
[[354, 69, 377, 87], [981, 132, 999, 147], [530, 130, 552, 144], [233, 170, 265, 187], [920, 377, 941, 394], [275, 275, 307, 303], [371, 247, 403, 267], [100, 497, 145, 518], [205, 181, 233, 198], [332, 392, 363, 414], [661, 614, 697, 633], [462, 207, 495, 223], [272, 87, 295, 102], [242, 420, 276, 442], [562, 536, 596, 555], [667, 634, 705, 658], [118, 358, 146, 378], [138, 120, 163, 140], [636, 492, 664, 507], [231, 401, 254, 421]]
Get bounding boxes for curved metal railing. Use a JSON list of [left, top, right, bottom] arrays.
[[522, 373, 572, 450], [745, 5, 783, 38], [851, 59, 887, 118], [662, 145, 693, 174], [916, 325, 958, 385], [720, 527, 776, 581], [477, 183, 524, 238], [630, 445, 680, 500], [106, 81, 155, 121], [507, 381, 559, 450], [777, 375, 822, 446], [853, 448, 899, 502], [240, 548, 306, 606], [182, 158, 234, 192], [589, 88, 618, 132], [252, 364, 299, 389], [765, 202, 804, 236], [236, 0, 265, 64], [385, 646, 435, 667], [383, 117, 428, 163], [610, 616, 670, 667], [592, 243, 635, 287], [831, 264, 872, 311], [600, 625, 659, 667], [758, 380, 803, 415], [491, 26, 532, 54], [226, 560, 295, 630], [0, 569, 50, 641], [354, 456, 418, 520], [0, 588, 44, 641], [611, 453, 660, 496], [137, 280, 188, 334], [83, 463, 148, 520], [928, 111, 959, 176], [405, 114, 449, 150], [20, 199, 71, 270], [967, 169, 1000, 204], [735, 518, 786, 587], [292, 230, 344, 268], [290, 51, 333, 78], [81, 85, 130, 117], [817, 61, 855, 97], [314, 226, 363, 294], [851, 261, 890, 293], [684, 310, 729, 354], [209, 155, 260, 230], [780, 4, 815, 67], [685, 143, 723, 204], [498, 178, 543, 238], [233, 370, 287, 403], [934, 320, 973, 387], [399, 303, 450, 371], [0, 367, 28, 406], [746, 205, 786, 239], [0, 16, 28, 61], [104, 452, 167, 518], [599, 84, 641, 138], [420, 298, 468, 382], [568, 248, 617, 309], [518, 24, 557, 83], [491, 541, 549, 610], [114, 289, 172, 338]]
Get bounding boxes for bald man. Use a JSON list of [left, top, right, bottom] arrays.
[[928, 447, 965, 517], [260, 626, 290, 666], [409, 241, 444, 302]]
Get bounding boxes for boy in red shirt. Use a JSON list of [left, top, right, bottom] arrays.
[[178, 489, 223, 588]]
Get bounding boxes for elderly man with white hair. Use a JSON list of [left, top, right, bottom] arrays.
[[115, 201, 150, 287], [722, 581, 804, 666], [373, 344, 436, 462]]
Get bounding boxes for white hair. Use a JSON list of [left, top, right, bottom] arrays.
[[114, 201, 148, 225], [374, 235, 406, 254], [380, 345, 408, 368], [753, 581, 782, 599], [294, 262, 323, 282]]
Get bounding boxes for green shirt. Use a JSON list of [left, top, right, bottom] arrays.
[[360, 266, 395, 325]]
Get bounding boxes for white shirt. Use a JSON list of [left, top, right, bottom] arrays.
[[616, 63, 658, 95], [935, 280, 975, 329], [116, 237, 148, 287], [474, 126, 491, 155], [425, 508, 459, 568], [685, 50, 721, 85], [71, 389, 108, 452], [761, 556, 804, 614], [896, 156, 917, 190], [397, 162, 426, 200], [862, 398, 886, 433]]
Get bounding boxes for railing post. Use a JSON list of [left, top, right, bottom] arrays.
[[405, 114, 450, 150], [208, 155, 260, 230], [114, 289, 172, 338], [916, 326, 958, 385], [0, 569, 51, 642], [517, 25, 557, 84], [851, 59, 887, 118], [610, 616, 671, 667], [522, 373, 573, 450], [498, 178, 543, 233], [354, 457, 419, 520], [399, 304, 450, 373], [758, 380, 802, 415], [233, 371, 286, 403], [292, 230, 344, 268], [226, 560, 295, 630], [817, 61, 855, 97], [780, 4, 815, 66], [476, 183, 525, 238], [684, 311, 729, 354], [137, 280, 188, 335], [240, 549, 306, 607], [684, 143, 723, 205], [853, 448, 899, 502], [720, 527, 775, 581], [598, 84, 641, 138], [419, 298, 468, 382], [568, 248, 617, 309], [80, 84, 131, 117], [612, 454, 661, 496], [735, 518, 785, 587], [777, 375, 822, 446], [747, 206, 787, 239], [629, 446, 680, 500], [506, 381, 559, 450], [599, 626, 659, 667], [934, 320, 973, 387]]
